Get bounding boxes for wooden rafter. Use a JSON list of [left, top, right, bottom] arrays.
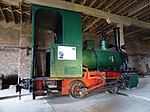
[[109, 0, 129, 13], [104, 0, 118, 11], [10, 5, 17, 23], [89, 0, 97, 7], [20, 2, 23, 23], [0, 4, 8, 22], [83, 18, 100, 32], [0, 0, 21, 6], [83, 0, 120, 31], [89, 21, 106, 33], [122, 0, 143, 16], [125, 29, 144, 37], [141, 36, 150, 41], [81, 0, 97, 22], [96, 24, 113, 34], [140, 13, 150, 21], [116, 0, 139, 15], [127, 0, 150, 17], [71, 0, 75, 3], [133, 5, 150, 18], [82, 0, 107, 23], [81, 0, 98, 23], [82, 0, 87, 5], [0, 0, 149, 38], [95, 0, 107, 9]]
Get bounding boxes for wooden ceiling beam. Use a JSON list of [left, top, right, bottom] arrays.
[[82, 0, 87, 5], [0, 0, 21, 6], [89, 21, 106, 34], [83, 0, 127, 29], [125, 29, 144, 37], [89, 0, 97, 7], [20, 2, 23, 23], [116, 0, 138, 15], [82, 0, 97, 23], [133, 5, 150, 18], [127, 0, 150, 17], [104, 0, 118, 11], [30, 0, 150, 29], [71, 0, 75, 3], [110, 0, 129, 14], [140, 36, 150, 41], [89, 22, 104, 33], [10, 5, 17, 24], [0, 4, 8, 22], [13, 9, 21, 14], [32, 0, 150, 29], [95, 0, 108, 9], [82, 0, 108, 23], [0, 0, 31, 6], [83, 18, 100, 32], [87, 0, 122, 33]]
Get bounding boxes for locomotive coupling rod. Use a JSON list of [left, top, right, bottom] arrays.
[[81, 83, 103, 94], [81, 81, 117, 94]]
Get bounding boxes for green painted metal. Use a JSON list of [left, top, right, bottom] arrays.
[[50, 44, 82, 78], [30, 5, 38, 79], [30, 4, 82, 78], [32, 5, 82, 78], [82, 40, 122, 69], [83, 40, 95, 49], [31, 4, 82, 78], [129, 73, 139, 88], [50, 10, 82, 78], [83, 49, 122, 69], [97, 50, 122, 68], [82, 49, 96, 68]]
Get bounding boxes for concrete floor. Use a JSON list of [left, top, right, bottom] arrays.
[[0, 76, 150, 112]]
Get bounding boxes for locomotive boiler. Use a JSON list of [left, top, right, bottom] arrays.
[[16, 4, 139, 99]]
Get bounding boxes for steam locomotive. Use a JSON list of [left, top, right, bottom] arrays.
[[16, 4, 138, 99]]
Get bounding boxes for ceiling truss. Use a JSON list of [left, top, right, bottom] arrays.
[[0, 0, 149, 40]]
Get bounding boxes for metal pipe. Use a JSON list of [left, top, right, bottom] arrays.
[[114, 27, 121, 51]]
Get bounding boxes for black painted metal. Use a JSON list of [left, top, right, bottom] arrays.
[[114, 27, 121, 51]]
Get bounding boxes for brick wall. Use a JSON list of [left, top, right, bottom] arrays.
[[0, 22, 20, 76], [18, 23, 31, 78], [0, 21, 149, 78], [83, 32, 150, 74], [126, 38, 150, 74], [0, 21, 31, 78]]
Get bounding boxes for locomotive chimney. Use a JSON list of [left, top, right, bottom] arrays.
[[114, 27, 121, 51]]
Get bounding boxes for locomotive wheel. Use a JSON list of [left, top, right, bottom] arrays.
[[68, 80, 87, 99], [107, 82, 119, 94]]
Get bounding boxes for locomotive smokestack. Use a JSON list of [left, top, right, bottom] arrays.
[[114, 27, 121, 51]]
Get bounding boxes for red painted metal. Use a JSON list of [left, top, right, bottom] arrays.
[[34, 68, 121, 96], [61, 68, 121, 95]]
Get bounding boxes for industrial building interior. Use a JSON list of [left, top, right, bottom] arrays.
[[0, 0, 150, 112]]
